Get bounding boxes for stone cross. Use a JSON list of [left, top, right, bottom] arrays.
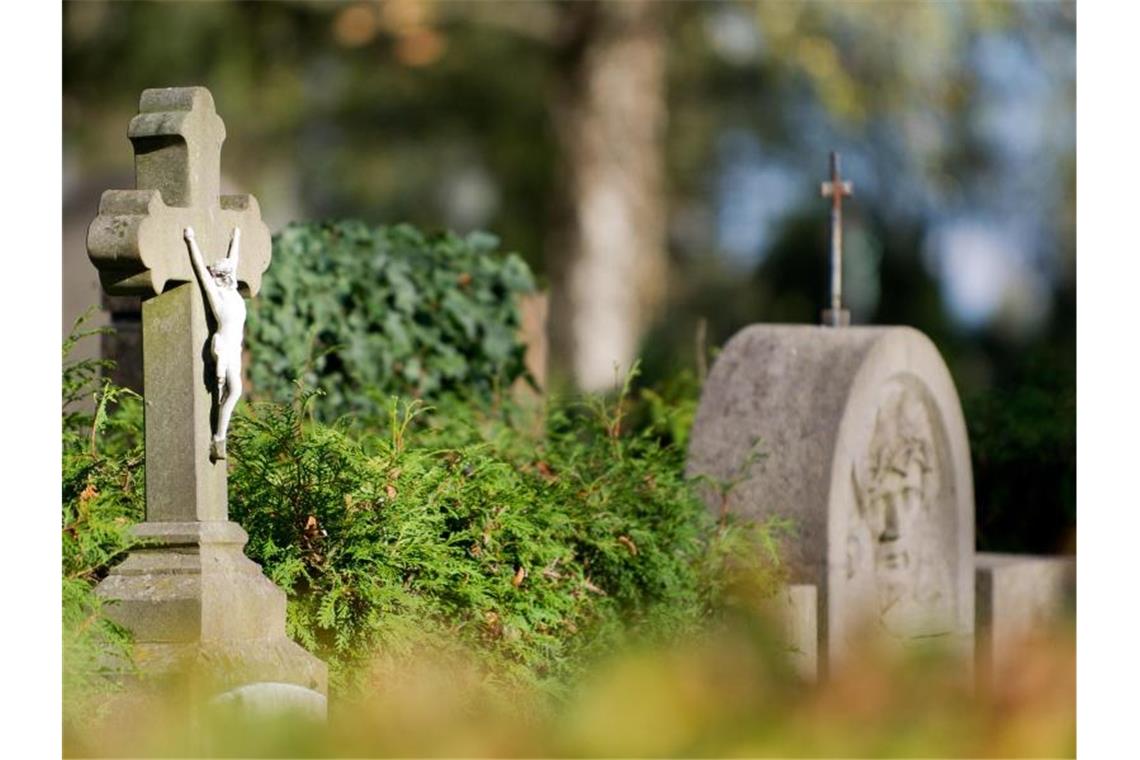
[[820, 151, 853, 327], [88, 87, 271, 522], [88, 87, 325, 697]]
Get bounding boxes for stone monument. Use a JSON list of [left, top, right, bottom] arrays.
[[687, 154, 974, 676], [87, 87, 326, 699]]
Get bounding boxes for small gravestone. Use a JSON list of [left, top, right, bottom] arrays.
[[88, 87, 326, 697], [210, 682, 328, 722], [975, 553, 1075, 679], [687, 155, 974, 675]]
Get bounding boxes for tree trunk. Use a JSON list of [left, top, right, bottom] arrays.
[[548, 0, 667, 391]]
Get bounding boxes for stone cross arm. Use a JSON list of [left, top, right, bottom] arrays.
[[88, 190, 270, 297], [87, 87, 271, 297]]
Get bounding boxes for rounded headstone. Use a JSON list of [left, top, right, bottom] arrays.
[[687, 325, 974, 667]]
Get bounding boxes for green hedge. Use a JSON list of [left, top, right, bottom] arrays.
[[247, 221, 536, 420]]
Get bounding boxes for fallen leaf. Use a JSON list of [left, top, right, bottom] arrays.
[[386, 484, 397, 500], [617, 535, 639, 556], [512, 566, 527, 588], [79, 482, 98, 505]]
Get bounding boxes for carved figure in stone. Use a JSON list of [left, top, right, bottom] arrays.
[[185, 226, 246, 461], [850, 385, 952, 638]]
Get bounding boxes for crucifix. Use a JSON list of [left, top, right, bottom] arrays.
[[820, 150, 854, 327], [88, 86, 271, 519], [87, 88, 325, 697]]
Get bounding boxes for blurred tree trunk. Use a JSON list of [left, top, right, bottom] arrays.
[[547, 0, 666, 391]]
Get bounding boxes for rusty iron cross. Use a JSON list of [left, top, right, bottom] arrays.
[[87, 87, 271, 298], [820, 151, 854, 327]]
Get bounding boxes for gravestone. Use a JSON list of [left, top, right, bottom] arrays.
[[975, 552, 1075, 679], [88, 87, 326, 696], [687, 325, 975, 674], [210, 682, 328, 722]]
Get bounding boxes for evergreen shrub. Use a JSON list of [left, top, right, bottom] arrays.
[[61, 320, 143, 719], [227, 373, 789, 697]]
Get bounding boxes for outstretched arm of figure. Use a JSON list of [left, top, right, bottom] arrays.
[[184, 227, 222, 318]]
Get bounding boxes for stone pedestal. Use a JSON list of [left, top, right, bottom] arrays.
[[96, 521, 327, 696], [687, 325, 975, 674]]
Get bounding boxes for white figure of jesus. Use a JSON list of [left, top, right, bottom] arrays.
[[184, 226, 247, 461]]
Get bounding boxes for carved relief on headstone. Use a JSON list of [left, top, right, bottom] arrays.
[[686, 325, 974, 673], [843, 378, 956, 645]]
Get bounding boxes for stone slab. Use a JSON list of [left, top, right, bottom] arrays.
[[975, 552, 1075, 678], [763, 584, 818, 681]]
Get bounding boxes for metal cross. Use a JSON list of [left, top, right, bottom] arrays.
[[820, 151, 853, 327]]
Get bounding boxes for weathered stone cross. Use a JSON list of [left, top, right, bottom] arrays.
[[88, 87, 271, 522], [87, 87, 325, 698], [820, 150, 854, 327]]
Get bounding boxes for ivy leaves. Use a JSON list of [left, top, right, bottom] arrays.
[[247, 221, 536, 420]]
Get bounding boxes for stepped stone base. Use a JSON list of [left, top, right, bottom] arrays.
[[95, 520, 327, 696]]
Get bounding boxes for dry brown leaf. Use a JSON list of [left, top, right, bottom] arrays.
[[79, 482, 98, 505], [535, 460, 557, 482], [512, 566, 527, 588]]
